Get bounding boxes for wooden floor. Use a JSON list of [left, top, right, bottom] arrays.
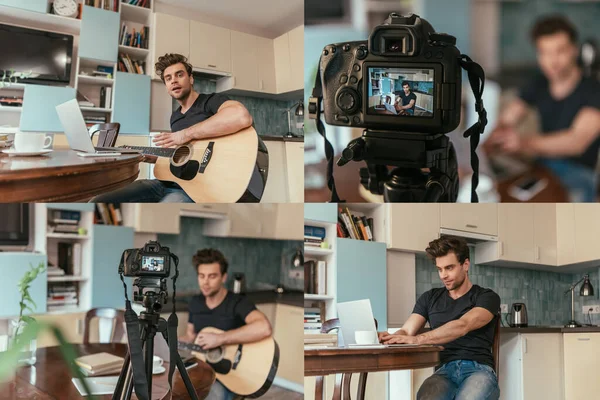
[[261, 385, 303, 399]]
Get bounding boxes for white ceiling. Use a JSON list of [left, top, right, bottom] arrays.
[[156, 0, 304, 38]]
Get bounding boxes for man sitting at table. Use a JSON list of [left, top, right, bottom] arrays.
[[178, 248, 272, 400], [379, 236, 500, 400], [486, 15, 600, 202]]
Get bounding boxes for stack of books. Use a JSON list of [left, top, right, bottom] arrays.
[[100, 86, 112, 109], [118, 53, 146, 75], [124, 0, 150, 8], [56, 242, 83, 276], [338, 207, 374, 241], [47, 284, 79, 310], [304, 333, 338, 349], [304, 225, 326, 248], [304, 260, 327, 295], [84, 115, 107, 126], [83, 0, 119, 12], [304, 307, 322, 334], [95, 203, 123, 225], [48, 210, 81, 235], [119, 25, 149, 49], [47, 265, 66, 277], [75, 352, 124, 376]]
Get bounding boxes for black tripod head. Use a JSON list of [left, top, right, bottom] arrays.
[[339, 130, 459, 202]]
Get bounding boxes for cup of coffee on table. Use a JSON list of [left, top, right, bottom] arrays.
[[355, 330, 378, 345], [13, 132, 53, 152], [153, 355, 164, 370]]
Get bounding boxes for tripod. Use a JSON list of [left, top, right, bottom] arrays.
[[112, 291, 199, 400], [338, 130, 459, 202]]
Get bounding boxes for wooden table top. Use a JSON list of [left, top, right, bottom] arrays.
[[0, 149, 143, 202], [497, 164, 569, 202], [1, 343, 215, 399], [304, 345, 443, 376]]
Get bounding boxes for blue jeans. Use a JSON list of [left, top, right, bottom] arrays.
[[416, 360, 500, 400], [89, 179, 194, 203], [206, 380, 235, 400], [539, 159, 597, 202]]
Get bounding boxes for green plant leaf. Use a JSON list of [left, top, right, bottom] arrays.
[[21, 316, 34, 324]]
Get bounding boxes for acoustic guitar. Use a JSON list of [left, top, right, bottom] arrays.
[[178, 327, 279, 398], [120, 127, 269, 203]]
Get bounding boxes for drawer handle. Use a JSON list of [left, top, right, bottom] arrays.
[[577, 338, 591, 341], [466, 224, 478, 229], [208, 64, 217, 68]]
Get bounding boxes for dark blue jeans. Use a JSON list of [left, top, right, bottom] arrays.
[[539, 159, 597, 202], [416, 360, 500, 400], [206, 380, 234, 400], [89, 179, 194, 203]]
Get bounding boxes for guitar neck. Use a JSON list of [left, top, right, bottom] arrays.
[[178, 341, 208, 354], [120, 145, 175, 158]]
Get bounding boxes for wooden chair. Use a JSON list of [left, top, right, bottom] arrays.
[[82, 308, 126, 344], [89, 123, 120, 147], [315, 318, 378, 400], [492, 313, 500, 377]]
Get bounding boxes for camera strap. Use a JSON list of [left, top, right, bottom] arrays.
[[167, 253, 180, 399], [310, 54, 488, 203]]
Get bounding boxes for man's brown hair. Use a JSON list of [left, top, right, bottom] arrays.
[[425, 236, 470, 264], [192, 248, 229, 275], [530, 15, 578, 44], [155, 53, 193, 83]]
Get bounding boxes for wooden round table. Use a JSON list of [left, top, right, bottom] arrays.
[[0, 149, 143, 202], [305, 345, 442, 400], [1, 343, 215, 399]]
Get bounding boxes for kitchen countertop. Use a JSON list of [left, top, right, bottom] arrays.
[[173, 289, 303, 312], [259, 135, 303, 142], [501, 326, 600, 334]]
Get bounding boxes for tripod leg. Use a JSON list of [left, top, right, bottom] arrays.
[[112, 351, 130, 400], [145, 330, 155, 395], [159, 328, 200, 400]]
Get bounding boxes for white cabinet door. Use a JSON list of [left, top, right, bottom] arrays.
[[556, 204, 576, 266], [564, 333, 600, 400], [387, 204, 440, 252], [273, 304, 303, 384], [260, 141, 287, 203], [179, 204, 229, 215], [288, 25, 304, 91], [153, 13, 190, 80], [230, 31, 259, 91], [533, 204, 558, 265], [134, 204, 180, 234], [440, 204, 498, 236], [227, 204, 264, 238], [573, 204, 600, 263], [274, 32, 291, 93], [189, 21, 231, 73], [256, 36, 276, 93], [285, 141, 304, 203], [522, 334, 564, 400], [497, 204, 534, 263]]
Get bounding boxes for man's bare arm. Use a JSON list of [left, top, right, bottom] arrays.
[[522, 107, 600, 157], [498, 97, 530, 128], [400, 99, 416, 110], [378, 313, 426, 341], [219, 310, 273, 345], [179, 322, 196, 343], [183, 100, 253, 141], [415, 307, 494, 345]]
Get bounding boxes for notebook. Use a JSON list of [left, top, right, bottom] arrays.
[[75, 352, 124, 373]]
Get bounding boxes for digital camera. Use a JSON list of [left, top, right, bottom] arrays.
[[119, 241, 171, 278], [312, 13, 462, 134]]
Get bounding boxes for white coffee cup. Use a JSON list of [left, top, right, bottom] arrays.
[[355, 330, 378, 345], [153, 355, 164, 369], [13, 132, 53, 152]]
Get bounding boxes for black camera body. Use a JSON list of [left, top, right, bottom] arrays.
[[314, 13, 461, 134], [119, 241, 171, 278]]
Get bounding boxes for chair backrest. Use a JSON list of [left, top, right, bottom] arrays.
[[83, 308, 125, 345], [492, 314, 500, 375], [89, 123, 120, 147]]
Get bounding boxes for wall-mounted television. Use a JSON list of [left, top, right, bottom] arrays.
[[0, 204, 34, 251], [0, 23, 74, 85]]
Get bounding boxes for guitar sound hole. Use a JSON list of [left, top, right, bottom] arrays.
[[206, 347, 223, 363], [172, 145, 192, 166]]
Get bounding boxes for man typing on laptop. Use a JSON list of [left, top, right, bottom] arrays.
[[379, 236, 500, 400]]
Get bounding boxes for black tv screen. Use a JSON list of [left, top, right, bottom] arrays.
[[0, 23, 73, 84], [0, 204, 31, 248]]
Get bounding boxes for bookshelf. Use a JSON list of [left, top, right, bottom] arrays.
[[337, 203, 386, 243]]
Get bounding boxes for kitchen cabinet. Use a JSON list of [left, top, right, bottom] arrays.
[[152, 13, 190, 80], [126, 204, 181, 234], [440, 204, 498, 236], [387, 204, 440, 252], [285, 141, 304, 203], [261, 204, 303, 241], [189, 21, 231, 73], [534, 204, 558, 265], [288, 25, 304, 91], [179, 204, 229, 216], [255, 303, 276, 326], [497, 204, 534, 263], [274, 32, 292, 93], [273, 304, 303, 384], [230, 31, 259, 91], [563, 333, 600, 400], [33, 312, 86, 348], [261, 141, 304, 203], [556, 204, 576, 266], [500, 333, 564, 400], [573, 204, 600, 264], [257, 37, 277, 93], [203, 204, 263, 238], [79, 6, 119, 63]]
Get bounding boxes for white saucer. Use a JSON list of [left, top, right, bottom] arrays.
[[153, 365, 166, 375], [2, 149, 53, 156]]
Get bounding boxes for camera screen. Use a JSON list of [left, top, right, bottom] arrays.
[[141, 256, 165, 272], [367, 67, 434, 118]]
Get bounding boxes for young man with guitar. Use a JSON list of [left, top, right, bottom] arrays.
[[91, 53, 266, 203], [178, 248, 275, 400]]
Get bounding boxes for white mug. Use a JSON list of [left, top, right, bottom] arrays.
[[13, 132, 52, 152], [153, 355, 164, 369], [355, 330, 378, 345]]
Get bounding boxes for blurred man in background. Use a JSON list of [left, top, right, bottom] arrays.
[[487, 15, 600, 201]]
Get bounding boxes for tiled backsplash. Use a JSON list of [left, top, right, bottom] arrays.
[[501, 0, 600, 68], [416, 253, 600, 327], [177, 77, 303, 137], [157, 217, 303, 293]]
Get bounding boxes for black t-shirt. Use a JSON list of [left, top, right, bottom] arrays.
[[188, 291, 256, 334], [170, 93, 230, 132], [397, 91, 417, 112], [412, 285, 500, 369], [519, 74, 600, 169]]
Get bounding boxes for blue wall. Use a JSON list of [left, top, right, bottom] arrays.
[[416, 253, 600, 327], [156, 217, 303, 293]]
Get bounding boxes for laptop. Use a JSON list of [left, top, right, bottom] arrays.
[[337, 299, 417, 348], [55, 99, 139, 156], [383, 102, 398, 115]]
